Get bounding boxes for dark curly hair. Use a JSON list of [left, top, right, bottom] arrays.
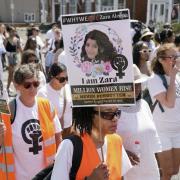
[[49, 62, 67, 78], [81, 29, 117, 62], [73, 107, 96, 135], [159, 29, 175, 44]]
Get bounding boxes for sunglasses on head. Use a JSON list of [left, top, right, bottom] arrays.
[[94, 110, 121, 120], [22, 81, 40, 89], [139, 49, 152, 53], [55, 76, 68, 83]]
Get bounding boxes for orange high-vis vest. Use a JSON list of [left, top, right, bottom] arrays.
[[0, 97, 57, 180], [76, 133, 122, 180]]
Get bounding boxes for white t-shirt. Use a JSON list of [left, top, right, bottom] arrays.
[[51, 135, 132, 180], [58, 50, 67, 66], [38, 71, 46, 89], [148, 73, 180, 136], [36, 35, 45, 48], [37, 83, 72, 128], [117, 99, 161, 180], [12, 97, 62, 180], [46, 29, 55, 41]]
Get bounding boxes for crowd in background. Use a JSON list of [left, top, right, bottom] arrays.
[[0, 20, 180, 180]]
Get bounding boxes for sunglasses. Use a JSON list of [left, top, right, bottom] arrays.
[[160, 55, 179, 61], [139, 49, 152, 53], [22, 81, 40, 89], [55, 76, 68, 83], [94, 110, 121, 120]]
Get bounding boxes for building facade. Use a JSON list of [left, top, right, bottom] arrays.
[[51, 0, 179, 25], [0, 0, 179, 25], [0, 0, 41, 23], [52, 0, 126, 22]]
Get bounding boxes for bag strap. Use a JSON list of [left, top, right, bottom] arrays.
[[9, 98, 16, 124], [60, 87, 67, 129], [151, 74, 168, 113], [151, 99, 158, 113], [32, 135, 83, 180], [49, 39, 54, 51], [66, 135, 83, 180]]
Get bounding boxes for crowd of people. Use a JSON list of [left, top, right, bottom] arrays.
[[0, 21, 180, 180]]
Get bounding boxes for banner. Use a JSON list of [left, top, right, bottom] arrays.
[[61, 9, 134, 107]]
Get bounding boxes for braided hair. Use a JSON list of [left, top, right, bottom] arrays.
[[73, 107, 95, 135], [0, 79, 3, 96]]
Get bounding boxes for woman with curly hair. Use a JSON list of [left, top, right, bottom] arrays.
[[51, 105, 132, 180]]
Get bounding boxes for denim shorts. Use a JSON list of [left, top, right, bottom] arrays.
[[7, 53, 18, 66]]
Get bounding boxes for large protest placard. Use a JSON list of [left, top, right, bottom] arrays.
[[61, 9, 134, 107]]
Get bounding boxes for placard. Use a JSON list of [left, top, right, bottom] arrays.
[[61, 9, 134, 106]]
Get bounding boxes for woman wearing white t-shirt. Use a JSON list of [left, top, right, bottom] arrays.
[[38, 62, 72, 137], [0, 64, 62, 180], [148, 43, 180, 180], [117, 65, 161, 180]]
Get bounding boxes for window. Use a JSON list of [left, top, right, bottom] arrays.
[[118, 0, 125, 9], [154, 4, 158, 22], [101, 0, 113, 6], [24, 13, 35, 22], [160, 4, 164, 16], [69, 0, 76, 14], [101, 0, 113, 11], [61, 1, 66, 15], [150, 4, 152, 17], [85, 1, 91, 12]]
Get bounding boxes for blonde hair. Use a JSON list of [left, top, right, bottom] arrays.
[[151, 43, 177, 74]]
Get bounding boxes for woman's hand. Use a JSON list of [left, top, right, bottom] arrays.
[[86, 163, 109, 180], [171, 65, 179, 77], [0, 122, 6, 146], [169, 60, 179, 77], [126, 150, 140, 166]]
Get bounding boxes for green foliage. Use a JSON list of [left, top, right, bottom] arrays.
[[172, 23, 180, 34]]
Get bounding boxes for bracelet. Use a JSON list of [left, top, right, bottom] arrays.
[[84, 177, 88, 180]]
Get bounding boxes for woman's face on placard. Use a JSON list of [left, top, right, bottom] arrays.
[[85, 38, 99, 60]]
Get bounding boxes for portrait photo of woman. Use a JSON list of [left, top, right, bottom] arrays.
[[81, 29, 118, 64]]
